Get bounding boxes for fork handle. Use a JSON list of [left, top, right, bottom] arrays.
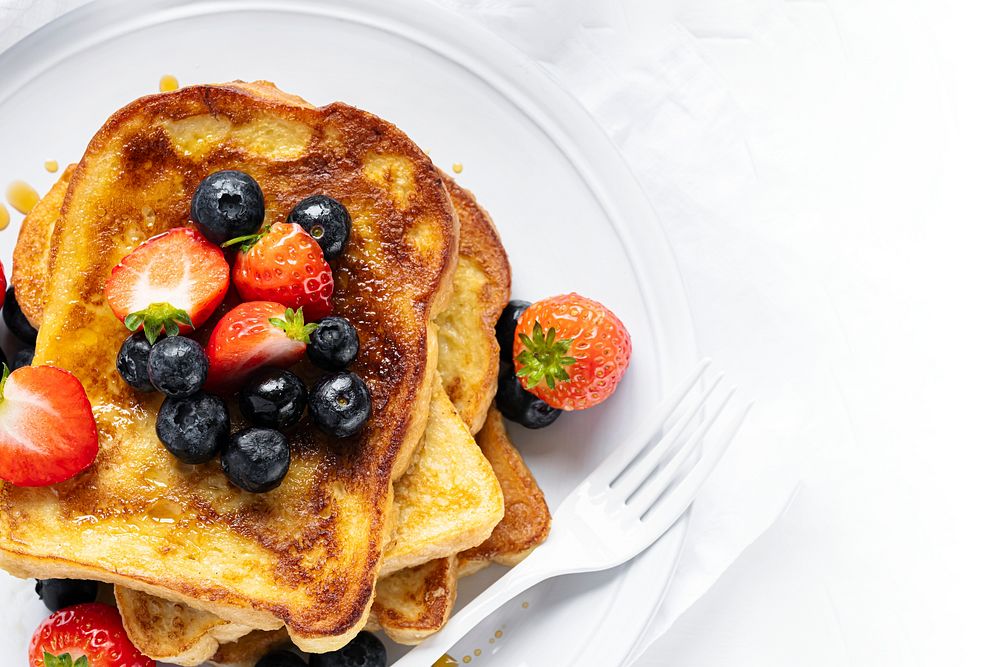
[[390, 544, 557, 666]]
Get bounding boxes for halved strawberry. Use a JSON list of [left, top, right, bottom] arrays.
[[29, 602, 154, 667], [0, 365, 98, 486], [227, 222, 334, 321], [205, 301, 317, 391], [105, 228, 230, 344]]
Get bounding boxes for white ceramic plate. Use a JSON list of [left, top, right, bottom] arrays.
[[0, 1, 698, 665]]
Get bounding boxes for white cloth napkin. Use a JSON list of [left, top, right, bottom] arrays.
[[0, 1, 798, 663]]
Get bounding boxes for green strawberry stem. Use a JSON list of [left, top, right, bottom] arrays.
[[124, 302, 193, 345], [43, 652, 88, 667], [269, 307, 318, 343], [0, 363, 9, 401], [515, 321, 577, 390], [221, 225, 270, 253]]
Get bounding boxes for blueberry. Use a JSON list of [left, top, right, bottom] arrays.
[[496, 300, 531, 364], [309, 372, 371, 439], [306, 317, 359, 371], [147, 336, 208, 397], [11, 347, 34, 371], [222, 428, 290, 493], [35, 579, 99, 612], [256, 650, 306, 667], [496, 361, 561, 429], [3, 287, 37, 344], [191, 170, 266, 244], [117, 333, 155, 391], [309, 631, 386, 667], [288, 195, 351, 262], [239, 368, 307, 429], [156, 392, 229, 464]]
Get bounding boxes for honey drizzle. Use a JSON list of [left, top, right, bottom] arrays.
[[44, 160, 58, 173], [452, 162, 464, 174], [159, 74, 179, 92], [432, 656, 458, 667], [6, 181, 39, 214]]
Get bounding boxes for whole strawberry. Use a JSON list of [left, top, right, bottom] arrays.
[[512, 293, 631, 411], [29, 602, 153, 667], [227, 222, 334, 322], [205, 302, 317, 392]]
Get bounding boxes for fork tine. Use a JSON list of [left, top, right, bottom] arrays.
[[636, 399, 752, 530], [626, 386, 737, 518], [589, 359, 711, 488], [611, 373, 725, 499]]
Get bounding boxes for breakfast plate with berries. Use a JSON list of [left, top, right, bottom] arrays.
[[0, 1, 699, 666]]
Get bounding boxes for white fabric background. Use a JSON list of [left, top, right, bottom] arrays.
[[2, 0, 996, 665]]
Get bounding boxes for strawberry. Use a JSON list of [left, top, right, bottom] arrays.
[[0, 259, 6, 310], [29, 602, 154, 667], [512, 293, 632, 411], [0, 365, 98, 486], [227, 222, 334, 321], [205, 301, 317, 391], [105, 228, 230, 344]]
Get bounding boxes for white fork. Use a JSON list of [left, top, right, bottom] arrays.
[[392, 359, 751, 666]]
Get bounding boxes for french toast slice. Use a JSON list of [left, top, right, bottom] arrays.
[[14, 168, 508, 663], [0, 81, 459, 652]]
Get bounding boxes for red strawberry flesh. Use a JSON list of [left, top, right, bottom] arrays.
[[104, 227, 230, 341], [0, 365, 98, 486]]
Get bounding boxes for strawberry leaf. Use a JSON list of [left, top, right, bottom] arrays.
[[0, 363, 9, 401], [514, 321, 577, 390], [125, 302, 193, 345], [43, 652, 78, 667], [74, 657, 89, 667], [221, 225, 270, 253], [269, 307, 319, 343]]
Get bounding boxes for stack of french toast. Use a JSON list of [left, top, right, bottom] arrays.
[[0, 81, 550, 665]]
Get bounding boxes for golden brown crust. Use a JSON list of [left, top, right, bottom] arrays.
[[0, 81, 458, 652], [435, 175, 511, 434], [370, 556, 458, 645], [115, 587, 252, 666], [12, 164, 75, 328], [459, 407, 551, 571]]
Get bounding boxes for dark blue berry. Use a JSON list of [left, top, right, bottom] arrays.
[[156, 392, 229, 464], [256, 650, 305, 667], [496, 361, 561, 429], [309, 631, 386, 667], [35, 579, 99, 612], [11, 347, 34, 371], [222, 428, 290, 493], [288, 195, 351, 262], [309, 372, 371, 439], [496, 300, 531, 364], [147, 336, 208, 397], [191, 170, 265, 244], [306, 317, 359, 371], [239, 368, 307, 429], [117, 332, 155, 391], [3, 287, 37, 344]]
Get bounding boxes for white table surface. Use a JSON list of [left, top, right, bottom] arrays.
[[2, 1, 997, 665]]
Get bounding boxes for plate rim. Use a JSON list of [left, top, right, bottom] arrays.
[[0, 0, 701, 664]]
